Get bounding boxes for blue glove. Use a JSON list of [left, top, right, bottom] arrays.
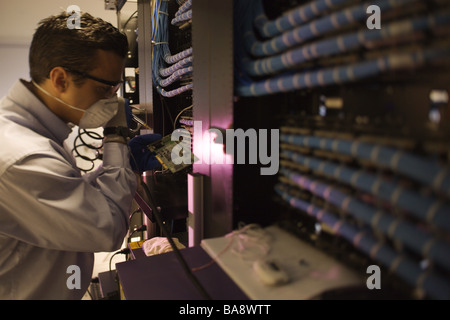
[[128, 134, 162, 173]]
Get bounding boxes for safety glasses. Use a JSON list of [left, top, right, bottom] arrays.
[[63, 67, 123, 95]]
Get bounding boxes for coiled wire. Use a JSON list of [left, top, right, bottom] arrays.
[[72, 128, 103, 173]]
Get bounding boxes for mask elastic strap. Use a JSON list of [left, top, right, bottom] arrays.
[[31, 80, 85, 113]]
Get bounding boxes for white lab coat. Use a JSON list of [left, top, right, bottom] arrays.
[[0, 80, 137, 299]]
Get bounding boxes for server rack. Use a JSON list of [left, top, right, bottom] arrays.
[[119, 0, 450, 299]]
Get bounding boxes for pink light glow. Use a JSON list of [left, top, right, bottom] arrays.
[[193, 121, 233, 166]]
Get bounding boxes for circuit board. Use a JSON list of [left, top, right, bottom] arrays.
[[147, 131, 196, 173]]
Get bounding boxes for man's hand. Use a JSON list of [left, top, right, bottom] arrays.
[[128, 134, 162, 173]]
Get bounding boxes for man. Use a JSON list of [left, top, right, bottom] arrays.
[[0, 12, 159, 299]]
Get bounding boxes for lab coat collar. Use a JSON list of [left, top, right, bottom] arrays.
[[8, 79, 73, 144]]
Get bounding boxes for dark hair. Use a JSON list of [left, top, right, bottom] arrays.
[[29, 12, 128, 85]]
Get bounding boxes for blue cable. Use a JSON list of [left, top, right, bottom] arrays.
[[164, 47, 193, 64], [160, 56, 193, 77], [159, 66, 193, 87], [278, 167, 450, 273], [171, 9, 192, 25], [275, 184, 450, 300], [152, 0, 193, 97], [159, 83, 193, 98], [245, 0, 418, 57], [254, 0, 350, 39], [245, 11, 450, 77], [280, 134, 450, 199], [236, 46, 450, 96], [280, 149, 450, 232], [175, 0, 192, 17]]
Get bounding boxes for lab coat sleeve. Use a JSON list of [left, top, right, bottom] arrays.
[[0, 143, 137, 252]]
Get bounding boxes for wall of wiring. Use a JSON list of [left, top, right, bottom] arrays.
[[274, 183, 450, 300], [148, 0, 193, 138], [235, 0, 450, 97], [116, 0, 450, 300], [277, 167, 450, 270], [245, 12, 450, 78], [253, 0, 349, 39], [246, 0, 417, 57], [232, 0, 450, 300], [152, 0, 193, 98], [276, 125, 450, 298]]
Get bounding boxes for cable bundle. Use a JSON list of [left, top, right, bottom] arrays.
[[234, 0, 450, 96], [275, 182, 450, 300], [233, 0, 450, 298], [246, 11, 450, 77], [277, 126, 450, 299], [152, 0, 193, 97], [281, 134, 450, 199], [72, 128, 103, 173], [175, 0, 192, 17], [171, 9, 192, 26], [279, 165, 450, 268], [253, 0, 349, 39]]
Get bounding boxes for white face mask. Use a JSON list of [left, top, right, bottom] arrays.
[[32, 81, 119, 129]]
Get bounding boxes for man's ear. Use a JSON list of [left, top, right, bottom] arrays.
[[48, 67, 69, 94]]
